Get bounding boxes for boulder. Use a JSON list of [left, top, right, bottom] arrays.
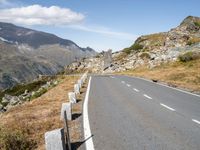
[[10, 96, 20, 105], [1, 97, 9, 106]]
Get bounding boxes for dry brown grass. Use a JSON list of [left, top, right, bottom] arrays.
[[117, 59, 200, 92], [0, 75, 79, 150]]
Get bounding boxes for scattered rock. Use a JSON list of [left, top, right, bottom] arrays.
[[0, 104, 3, 111], [0, 78, 59, 113], [1, 97, 9, 106]]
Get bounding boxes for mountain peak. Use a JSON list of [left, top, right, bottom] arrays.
[[180, 16, 200, 26]]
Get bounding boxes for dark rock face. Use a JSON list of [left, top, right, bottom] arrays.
[[0, 22, 97, 90]]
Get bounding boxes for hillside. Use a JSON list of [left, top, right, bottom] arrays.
[[66, 16, 200, 92], [0, 75, 83, 149], [116, 16, 200, 70], [0, 22, 97, 90]]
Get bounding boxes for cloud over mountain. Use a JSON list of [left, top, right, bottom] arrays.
[[0, 5, 85, 26]]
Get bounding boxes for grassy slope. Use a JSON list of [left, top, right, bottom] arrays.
[[0, 79, 48, 103], [0, 76, 79, 150], [117, 59, 200, 92]]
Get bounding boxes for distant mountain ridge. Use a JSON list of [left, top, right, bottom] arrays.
[[0, 22, 89, 50], [0, 22, 97, 90]]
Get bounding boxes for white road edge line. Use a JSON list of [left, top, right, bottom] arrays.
[[133, 88, 139, 92], [83, 77, 95, 150], [160, 103, 176, 111], [192, 119, 200, 125], [128, 76, 200, 98], [143, 94, 152, 99], [126, 84, 131, 87]]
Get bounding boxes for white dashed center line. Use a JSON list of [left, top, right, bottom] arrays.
[[143, 94, 152, 99], [121, 81, 125, 84], [133, 88, 139, 92], [160, 103, 176, 111], [126, 84, 131, 87], [192, 119, 200, 125]]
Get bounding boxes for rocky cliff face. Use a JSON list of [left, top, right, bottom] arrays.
[[0, 22, 97, 90], [66, 16, 200, 73]]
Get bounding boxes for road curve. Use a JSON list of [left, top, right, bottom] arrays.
[[85, 75, 200, 150]]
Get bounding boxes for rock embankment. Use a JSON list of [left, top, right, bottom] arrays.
[[0, 80, 58, 113], [66, 16, 200, 73]]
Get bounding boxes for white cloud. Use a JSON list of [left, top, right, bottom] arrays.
[[0, 5, 85, 26], [69, 25, 138, 40]]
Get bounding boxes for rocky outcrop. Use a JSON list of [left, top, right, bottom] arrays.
[[66, 16, 200, 73], [0, 79, 58, 112]]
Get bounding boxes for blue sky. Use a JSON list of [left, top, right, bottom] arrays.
[[0, 0, 200, 51]]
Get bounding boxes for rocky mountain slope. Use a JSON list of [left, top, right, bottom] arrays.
[[0, 22, 96, 90], [67, 16, 200, 73]]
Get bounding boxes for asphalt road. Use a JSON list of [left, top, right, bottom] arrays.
[[86, 75, 200, 150]]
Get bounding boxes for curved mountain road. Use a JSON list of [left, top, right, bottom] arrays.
[[83, 75, 200, 150]]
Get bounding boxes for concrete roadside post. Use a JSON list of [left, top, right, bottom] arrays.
[[78, 79, 82, 89], [68, 92, 76, 103], [82, 74, 86, 83], [60, 103, 72, 120], [45, 128, 66, 150], [74, 84, 80, 95]]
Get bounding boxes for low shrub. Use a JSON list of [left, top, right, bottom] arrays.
[[123, 43, 143, 54], [187, 40, 194, 46], [31, 88, 47, 100], [130, 43, 144, 51], [0, 127, 37, 150], [178, 51, 200, 62], [194, 22, 200, 28], [123, 48, 132, 54], [140, 52, 151, 59]]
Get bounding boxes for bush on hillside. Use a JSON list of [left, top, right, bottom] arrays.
[[194, 22, 200, 28], [123, 43, 143, 54], [123, 48, 132, 54], [178, 51, 200, 62], [139, 52, 151, 59], [0, 127, 37, 150], [186, 37, 200, 46], [130, 43, 144, 51]]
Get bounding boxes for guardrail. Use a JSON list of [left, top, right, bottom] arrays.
[[45, 71, 88, 150]]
